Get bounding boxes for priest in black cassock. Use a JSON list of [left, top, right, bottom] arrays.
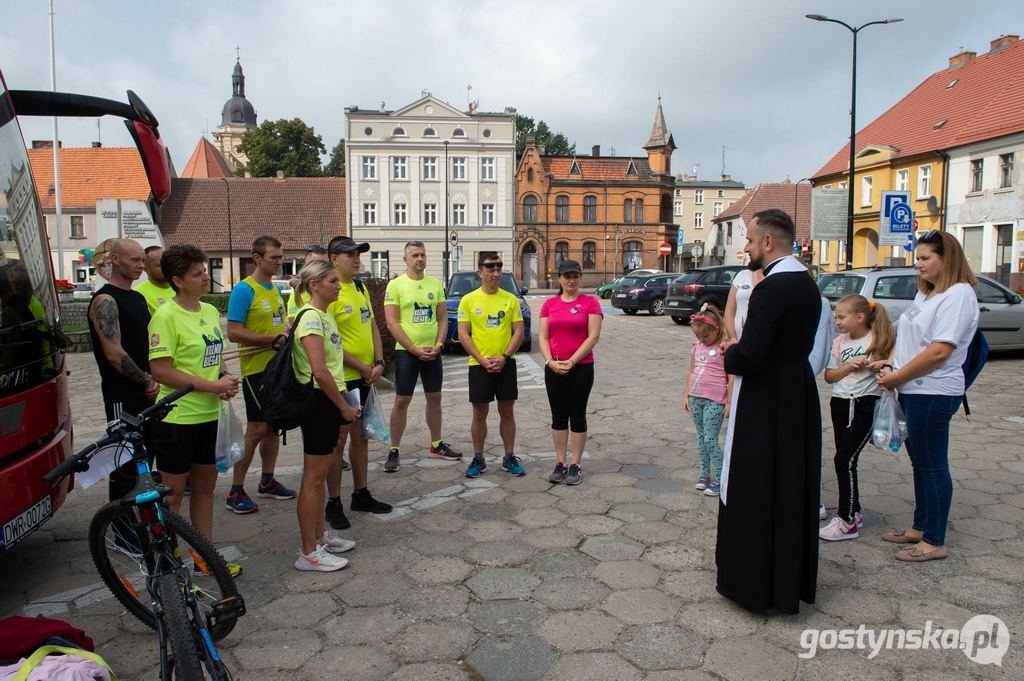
[[716, 208, 822, 615]]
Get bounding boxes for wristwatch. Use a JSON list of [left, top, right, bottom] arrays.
[[374, 359, 385, 368], [502, 353, 511, 361]]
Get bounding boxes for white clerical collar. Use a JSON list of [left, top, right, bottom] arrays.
[[763, 255, 806, 277]]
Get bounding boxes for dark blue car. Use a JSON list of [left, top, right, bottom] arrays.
[[444, 271, 532, 352]]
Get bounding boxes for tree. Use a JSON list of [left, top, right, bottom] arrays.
[[236, 118, 326, 177], [323, 139, 345, 177], [515, 114, 575, 158]]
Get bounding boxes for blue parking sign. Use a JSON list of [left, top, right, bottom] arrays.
[[880, 190, 912, 246]]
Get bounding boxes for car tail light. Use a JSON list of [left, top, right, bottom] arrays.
[[629, 288, 644, 294], [684, 284, 704, 295]]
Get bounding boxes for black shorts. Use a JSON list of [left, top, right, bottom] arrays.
[[468, 359, 518, 404], [393, 350, 444, 396], [300, 390, 345, 455], [345, 378, 371, 406], [242, 372, 266, 422], [151, 419, 217, 475]]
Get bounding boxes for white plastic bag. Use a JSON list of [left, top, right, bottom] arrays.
[[215, 400, 245, 473], [871, 390, 908, 454], [361, 385, 390, 442]]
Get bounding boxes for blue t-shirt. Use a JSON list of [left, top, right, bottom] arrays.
[[226, 279, 282, 323]]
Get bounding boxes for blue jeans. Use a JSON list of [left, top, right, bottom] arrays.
[[898, 393, 962, 547], [690, 396, 725, 479]]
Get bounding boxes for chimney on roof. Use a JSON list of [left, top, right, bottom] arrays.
[[722, 173, 731, 182], [990, 34, 1019, 54], [276, 170, 285, 180], [91, 141, 102, 148], [32, 140, 56, 149], [537, 145, 546, 155], [592, 145, 600, 157], [948, 49, 976, 69]]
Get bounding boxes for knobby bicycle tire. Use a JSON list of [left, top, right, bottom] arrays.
[[156, 572, 205, 680], [88, 502, 240, 639]]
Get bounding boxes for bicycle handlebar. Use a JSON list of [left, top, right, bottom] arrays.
[[43, 384, 195, 486]]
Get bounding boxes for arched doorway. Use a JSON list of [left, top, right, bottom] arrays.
[[521, 241, 538, 289], [854, 227, 879, 268]]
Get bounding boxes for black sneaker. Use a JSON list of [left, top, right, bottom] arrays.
[[548, 462, 568, 484], [566, 464, 583, 486], [351, 489, 393, 514], [341, 457, 351, 471], [383, 448, 400, 473], [325, 498, 351, 530]]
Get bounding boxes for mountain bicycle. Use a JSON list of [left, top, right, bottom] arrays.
[[45, 385, 245, 680]]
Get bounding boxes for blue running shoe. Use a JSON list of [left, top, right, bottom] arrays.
[[502, 454, 526, 477], [225, 489, 258, 514], [257, 478, 296, 500], [465, 455, 487, 478]]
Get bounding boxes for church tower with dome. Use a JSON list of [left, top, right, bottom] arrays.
[[212, 53, 258, 173]]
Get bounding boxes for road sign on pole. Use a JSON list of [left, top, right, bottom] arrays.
[[880, 190, 912, 246], [676, 229, 684, 248], [658, 242, 672, 255], [450, 232, 458, 246]]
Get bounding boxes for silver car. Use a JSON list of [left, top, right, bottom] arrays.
[[817, 267, 1024, 351]]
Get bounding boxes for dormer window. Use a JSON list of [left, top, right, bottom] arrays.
[[933, 119, 947, 130], [423, 127, 437, 137], [392, 126, 406, 137], [946, 79, 958, 91], [569, 160, 581, 176], [452, 127, 466, 138], [626, 160, 638, 177]]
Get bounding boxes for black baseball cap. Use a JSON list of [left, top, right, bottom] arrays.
[[328, 236, 370, 254], [557, 259, 582, 275]]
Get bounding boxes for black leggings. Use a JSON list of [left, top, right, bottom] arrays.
[[829, 395, 879, 523], [544, 363, 595, 432]]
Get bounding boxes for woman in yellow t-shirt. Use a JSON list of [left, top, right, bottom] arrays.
[[291, 260, 362, 572], [149, 245, 241, 543]]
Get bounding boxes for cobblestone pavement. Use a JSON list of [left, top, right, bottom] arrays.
[[2, 300, 1022, 679]]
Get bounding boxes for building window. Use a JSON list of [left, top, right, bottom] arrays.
[[623, 199, 633, 223], [861, 176, 873, 206], [480, 157, 495, 181], [452, 127, 466, 138], [694, 212, 703, 229], [451, 157, 466, 180], [423, 127, 436, 137], [674, 201, 683, 217], [634, 199, 644, 223], [713, 201, 723, 217], [523, 195, 537, 224], [622, 240, 643, 271], [393, 156, 407, 180], [481, 203, 495, 226], [394, 202, 407, 225], [362, 202, 377, 225], [452, 203, 466, 225], [555, 241, 569, 266], [361, 156, 376, 180], [527, 168, 534, 183], [839, 181, 847, 190], [999, 153, 1014, 188], [424, 203, 437, 225], [717, 189, 724, 198], [695, 189, 704, 205], [969, 159, 983, 192], [896, 169, 908, 191], [675, 189, 681, 196], [583, 195, 597, 223], [422, 157, 437, 181], [69, 215, 84, 238], [819, 240, 829, 264], [370, 251, 389, 278], [918, 164, 931, 198], [392, 127, 406, 137], [582, 241, 597, 270], [555, 195, 569, 223]]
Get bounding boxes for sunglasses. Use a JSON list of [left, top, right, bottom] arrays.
[[481, 262, 503, 270]]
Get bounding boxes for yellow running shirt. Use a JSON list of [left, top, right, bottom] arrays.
[[384, 273, 445, 349], [228, 276, 286, 377], [292, 305, 346, 390], [457, 288, 523, 366], [134, 279, 172, 315], [287, 289, 309, 319], [327, 281, 375, 382], [148, 300, 224, 425]]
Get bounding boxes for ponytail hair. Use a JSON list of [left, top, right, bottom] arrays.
[[689, 302, 725, 344], [837, 294, 895, 359]]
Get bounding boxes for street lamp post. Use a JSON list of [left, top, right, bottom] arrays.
[[806, 13, 903, 270], [443, 140, 450, 287]]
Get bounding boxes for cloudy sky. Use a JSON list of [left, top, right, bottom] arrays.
[[3, 0, 1021, 185]]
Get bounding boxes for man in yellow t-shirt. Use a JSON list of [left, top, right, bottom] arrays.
[[224, 236, 292, 514], [324, 236, 392, 527], [287, 245, 328, 322], [134, 245, 173, 315], [382, 241, 462, 473], [457, 253, 525, 479]]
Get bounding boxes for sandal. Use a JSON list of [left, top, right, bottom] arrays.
[[895, 545, 947, 562], [882, 529, 923, 544]]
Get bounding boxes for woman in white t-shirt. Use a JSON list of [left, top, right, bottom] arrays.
[[874, 230, 979, 562], [724, 266, 763, 341]]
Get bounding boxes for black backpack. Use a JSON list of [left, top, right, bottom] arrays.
[[259, 307, 316, 432], [961, 329, 988, 416]]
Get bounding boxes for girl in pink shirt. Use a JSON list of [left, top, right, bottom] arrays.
[[683, 303, 733, 497]]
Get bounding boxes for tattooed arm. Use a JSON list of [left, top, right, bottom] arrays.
[[90, 294, 154, 390]]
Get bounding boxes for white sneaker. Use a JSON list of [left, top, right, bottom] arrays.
[[319, 530, 356, 554], [854, 511, 864, 529], [295, 546, 349, 572], [818, 504, 827, 520], [819, 516, 859, 542]]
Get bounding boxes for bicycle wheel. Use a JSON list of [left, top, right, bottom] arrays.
[[156, 572, 204, 680], [88, 502, 241, 639]]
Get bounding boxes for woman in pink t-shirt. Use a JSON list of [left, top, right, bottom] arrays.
[[539, 259, 603, 486]]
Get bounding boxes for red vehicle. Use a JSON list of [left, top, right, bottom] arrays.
[[0, 72, 170, 551]]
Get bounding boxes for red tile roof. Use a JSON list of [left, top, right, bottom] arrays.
[[27, 147, 152, 210], [542, 156, 654, 182], [181, 138, 233, 178], [814, 38, 1024, 178], [159, 177, 346, 252], [714, 183, 812, 242]]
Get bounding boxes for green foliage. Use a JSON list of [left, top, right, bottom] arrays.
[[515, 114, 576, 158], [237, 118, 327, 177], [200, 293, 230, 315], [323, 139, 346, 177]]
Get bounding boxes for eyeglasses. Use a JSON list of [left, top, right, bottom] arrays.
[[481, 262, 503, 270], [917, 229, 942, 242]]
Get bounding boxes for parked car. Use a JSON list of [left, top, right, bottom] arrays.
[[627, 268, 663, 277], [596, 278, 622, 299], [664, 266, 744, 325], [610, 272, 681, 316], [817, 267, 1024, 350], [444, 270, 532, 352], [72, 282, 93, 301]]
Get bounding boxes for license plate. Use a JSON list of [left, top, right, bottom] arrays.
[[614, 294, 626, 298], [667, 301, 679, 306], [1, 495, 53, 550]]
